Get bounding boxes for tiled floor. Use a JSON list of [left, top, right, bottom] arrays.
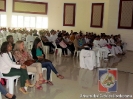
[[2, 51, 133, 99]]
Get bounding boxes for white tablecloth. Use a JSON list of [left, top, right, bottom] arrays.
[[80, 49, 100, 70]]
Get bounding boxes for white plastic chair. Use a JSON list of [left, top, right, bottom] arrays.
[[41, 41, 49, 54], [54, 44, 62, 57], [19, 69, 52, 82], [42, 46, 49, 54], [2, 37, 6, 42], [0, 38, 2, 45], [54, 47, 62, 57], [34, 36, 38, 40], [15, 72, 34, 87], [42, 68, 52, 81], [27, 42, 33, 50], [0, 72, 20, 94], [73, 50, 81, 58]]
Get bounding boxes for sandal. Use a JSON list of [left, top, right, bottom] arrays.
[[47, 81, 53, 85], [5, 95, 16, 99], [35, 85, 43, 90], [57, 74, 64, 79], [39, 79, 47, 84], [19, 88, 29, 94]]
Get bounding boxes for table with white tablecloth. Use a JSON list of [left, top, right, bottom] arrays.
[[80, 49, 100, 70]]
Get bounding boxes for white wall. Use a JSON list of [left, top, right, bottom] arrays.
[[0, 0, 133, 50]]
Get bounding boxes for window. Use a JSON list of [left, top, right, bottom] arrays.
[[18, 16, 23, 27], [30, 17, 35, 28], [36, 17, 48, 29], [36, 17, 43, 28], [24, 17, 30, 27], [118, 0, 133, 29], [90, 3, 104, 28], [42, 17, 48, 29], [11, 15, 18, 27], [0, 15, 7, 27], [11, 15, 48, 29]]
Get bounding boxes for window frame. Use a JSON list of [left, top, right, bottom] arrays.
[[118, 0, 133, 29]]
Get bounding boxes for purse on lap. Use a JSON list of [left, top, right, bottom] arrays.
[[59, 40, 67, 48], [24, 60, 36, 66], [38, 58, 52, 63]]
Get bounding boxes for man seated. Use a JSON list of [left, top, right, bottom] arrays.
[[33, 29, 39, 36], [50, 30, 58, 43], [41, 36, 55, 54], [6, 35, 15, 49], [21, 31, 27, 41], [46, 32, 52, 42], [73, 34, 86, 51], [70, 32, 76, 42]]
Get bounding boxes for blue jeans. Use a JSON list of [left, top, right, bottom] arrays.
[[41, 62, 58, 80], [0, 83, 8, 95]]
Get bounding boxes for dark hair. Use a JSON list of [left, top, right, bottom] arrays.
[[33, 38, 41, 49], [6, 35, 13, 41], [0, 41, 10, 54]]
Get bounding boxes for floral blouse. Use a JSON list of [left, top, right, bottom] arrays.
[[13, 50, 32, 65]]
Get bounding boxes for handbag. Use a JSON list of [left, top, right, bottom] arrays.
[[24, 59, 36, 66], [38, 58, 52, 63], [106, 44, 112, 49], [59, 40, 67, 48]]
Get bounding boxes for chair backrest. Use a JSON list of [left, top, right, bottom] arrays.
[[0, 72, 4, 78], [0, 38, 2, 45]]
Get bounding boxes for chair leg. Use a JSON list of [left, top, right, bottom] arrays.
[[50, 73, 52, 81], [77, 52, 79, 57], [45, 48, 47, 54], [6, 80, 9, 89], [15, 78, 18, 86], [102, 52, 105, 59], [31, 75, 34, 80], [0, 92, 2, 99], [9, 79, 14, 94], [73, 51, 76, 58], [59, 50, 62, 57], [54, 49, 57, 55]]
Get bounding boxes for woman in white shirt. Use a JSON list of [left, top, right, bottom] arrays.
[[0, 42, 33, 94]]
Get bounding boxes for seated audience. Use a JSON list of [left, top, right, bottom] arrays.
[[51, 30, 58, 43], [46, 33, 52, 42], [6, 35, 15, 49], [33, 29, 39, 36], [13, 41, 46, 90], [73, 34, 86, 51], [31, 38, 64, 85], [41, 36, 55, 54], [70, 32, 76, 42], [64, 34, 75, 55], [99, 36, 115, 56], [0, 42, 33, 94], [56, 35, 68, 56]]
